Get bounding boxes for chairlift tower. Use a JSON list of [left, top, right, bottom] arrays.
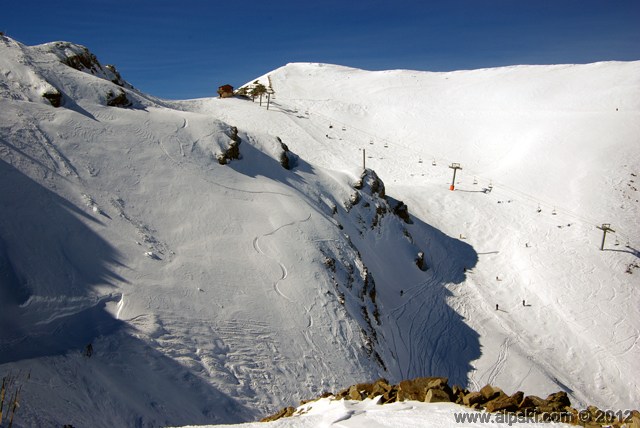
[[266, 87, 275, 110], [449, 163, 462, 191], [596, 223, 615, 251]]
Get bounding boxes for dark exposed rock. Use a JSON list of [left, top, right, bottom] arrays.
[[59, 45, 101, 73], [415, 251, 426, 271], [276, 137, 297, 170], [452, 385, 467, 404], [279, 149, 290, 169], [262, 378, 637, 426], [519, 395, 547, 410], [388, 196, 412, 224], [217, 126, 242, 165], [546, 391, 571, 407], [510, 391, 524, 405], [335, 378, 393, 402], [356, 169, 385, 197], [105, 64, 127, 87], [480, 384, 503, 401], [463, 391, 486, 407], [425, 388, 452, 403], [42, 89, 62, 107], [260, 406, 296, 422], [106, 89, 131, 107], [371, 378, 392, 397], [47, 42, 133, 89], [397, 377, 452, 402], [484, 394, 519, 413]]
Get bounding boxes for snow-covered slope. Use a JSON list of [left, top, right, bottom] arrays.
[[181, 397, 574, 428], [240, 61, 640, 409], [1, 34, 638, 427]]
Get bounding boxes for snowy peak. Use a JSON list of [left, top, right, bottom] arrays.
[[39, 40, 131, 88], [0, 35, 144, 109], [266, 60, 640, 111]]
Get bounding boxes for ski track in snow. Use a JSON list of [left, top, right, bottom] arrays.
[[486, 337, 513, 387], [2, 44, 640, 426], [252, 212, 312, 302]]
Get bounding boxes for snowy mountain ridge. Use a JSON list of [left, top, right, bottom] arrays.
[[0, 35, 638, 427]]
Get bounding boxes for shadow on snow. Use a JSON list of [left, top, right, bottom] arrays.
[[227, 143, 481, 389], [0, 159, 254, 426]]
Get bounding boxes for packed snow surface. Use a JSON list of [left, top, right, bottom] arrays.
[[0, 35, 638, 427], [178, 398, 573, 428]]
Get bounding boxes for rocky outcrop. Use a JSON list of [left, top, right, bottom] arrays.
[[106, 88, 131, 107], [49, 42, 130, 88], [104, 64, 127, 87], [349, 169, 413, 228], [217, 126, 241, 165], [415, 251, 426, 271], [42, 88, 62, 107], [261, 377, 639, 427], [276, 136, 297, 170], [259, 406, 296, 422], [58, 45, 101, 73]]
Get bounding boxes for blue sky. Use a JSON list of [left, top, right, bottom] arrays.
[[3, 0, 639, 99]]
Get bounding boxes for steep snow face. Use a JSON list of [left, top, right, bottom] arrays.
[[242, 61, 640, 410], [1, 34, 639, 427], [0, 37, 463, 427]]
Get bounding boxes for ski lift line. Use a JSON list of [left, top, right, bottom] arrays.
[[284, 98, 461, 173], [290, 99, 593, 221], [280, 98, 636, 245]]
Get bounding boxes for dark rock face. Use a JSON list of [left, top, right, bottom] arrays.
[[42, 89, 62, 107], [217, 126, 242, 165], [388, 196, 412, 224], [463, 391, 485, 407], [484, 394, 519, 413], [106, 89, 131, 107], [397, 377, 453, 402], [276, 136, 297, 170], [47, 42, 132, 89], [59, 45, 101, 73], [259, 406, 295, 422], [425, 388, 453, 403], [104, 64, 127, 87], [480, 384, 503, 401], [415, 251, 426, 271]]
